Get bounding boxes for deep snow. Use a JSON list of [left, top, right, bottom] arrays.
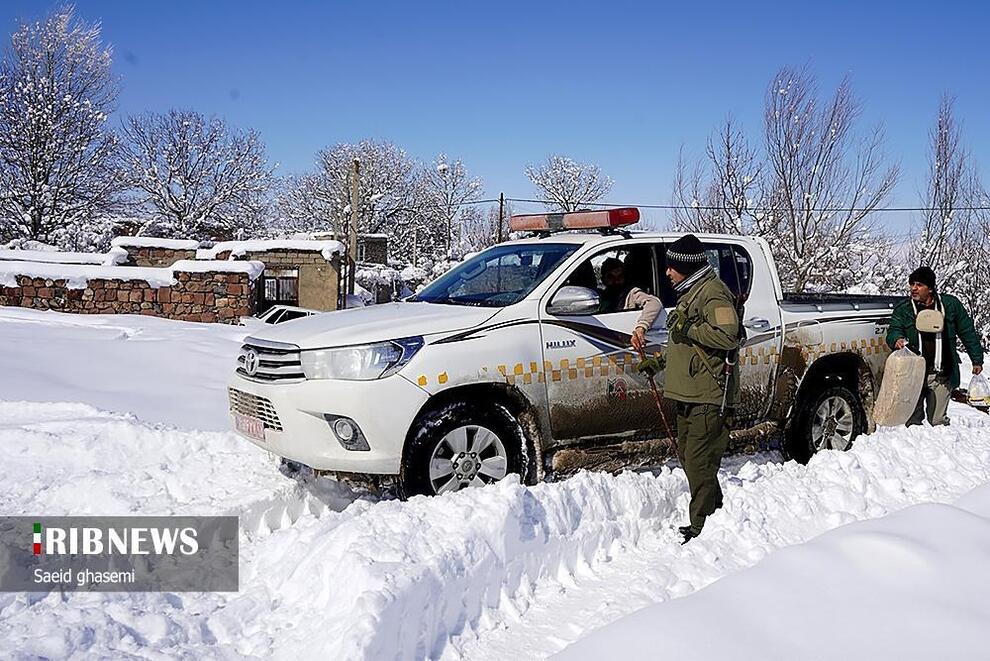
[[0, 307, 988, 660], [0, 308, 248, 430], [556, 484, 990, 660]]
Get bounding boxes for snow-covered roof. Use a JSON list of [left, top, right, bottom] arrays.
[[0, 247, 128, 267], [358, 233, 389, 240], [171, 260, 265, 280], [110, 237, 202, 250], [0, 259, 265, 290], [198, 239, 346, 262]]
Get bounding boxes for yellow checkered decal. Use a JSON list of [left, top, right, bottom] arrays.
[[413, 337, 890, 389], [801, 336, 889, 362], [416, 353, 644, 388], [501, 353, 641, 386], [741, 344, 779, 366]]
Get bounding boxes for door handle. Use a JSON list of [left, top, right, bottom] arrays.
[[744, 317, 771, 331]]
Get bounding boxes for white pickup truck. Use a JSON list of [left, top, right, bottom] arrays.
[[228, 208, 900, 497]]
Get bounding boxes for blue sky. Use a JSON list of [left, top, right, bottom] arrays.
[[2, 0, 988, 233]]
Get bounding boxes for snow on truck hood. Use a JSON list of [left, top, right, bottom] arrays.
[[247, 301, 500, 348]]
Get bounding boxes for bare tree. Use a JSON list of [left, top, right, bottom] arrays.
[[279, 140, 421, 260], [458, 201, 512, 254], [0, 5, 122, 249], [761, 66, 899, 291], [962, 198, 990, 341], [671, 117, 762, 234], [120, 110, 274, 240], [276, 173, 338, 237], [525, 155, 612, 212], [910, 95, 979, 286], [910, 95, 990, 340], [417, 153, 483, 258], [668, 69, 899, 293]]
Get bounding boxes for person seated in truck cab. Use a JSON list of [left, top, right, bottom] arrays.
[[599, 257, 664, 351], [563, 260, 599, 292]]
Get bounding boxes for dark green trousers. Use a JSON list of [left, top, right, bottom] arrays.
[[674, 402, 731, 534]]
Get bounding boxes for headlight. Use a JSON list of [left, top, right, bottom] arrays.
[[299, 336, 424, 380]]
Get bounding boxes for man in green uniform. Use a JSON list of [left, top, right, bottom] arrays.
[[885, 266, 984, 426], [639, 234, 742, 544]]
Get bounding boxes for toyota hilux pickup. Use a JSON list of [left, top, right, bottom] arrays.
[[228, 208, 900, 497]]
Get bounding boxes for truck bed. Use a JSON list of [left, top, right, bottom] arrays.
[[781, 292, 902, 313]]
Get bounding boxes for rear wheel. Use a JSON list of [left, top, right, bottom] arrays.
[[789, 385, 865, 463], [400, 401, 525, 498]]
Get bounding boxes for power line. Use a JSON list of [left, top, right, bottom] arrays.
[[357, 196, 990, 215], [502, 197, 990, 214]]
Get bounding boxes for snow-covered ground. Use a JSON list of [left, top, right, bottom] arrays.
[[1, 307, 988, 659], [0, 308, 247, 430], [556, 484, 990, 661]]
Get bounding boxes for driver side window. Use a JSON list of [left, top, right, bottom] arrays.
[[561, 244, 657, 315]]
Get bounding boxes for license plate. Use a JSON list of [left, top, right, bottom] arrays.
[[234, 412, 266, 442]]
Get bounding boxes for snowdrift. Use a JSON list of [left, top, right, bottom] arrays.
[[2, 308, 990, 659]]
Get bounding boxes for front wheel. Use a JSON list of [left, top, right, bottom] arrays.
[[399, 401, 525, 498], [789, 385, 865, 463]]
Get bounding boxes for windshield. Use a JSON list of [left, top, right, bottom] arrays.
[[412, 243, 578, 307]]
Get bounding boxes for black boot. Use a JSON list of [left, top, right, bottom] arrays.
[[678, 525, 699, 544]]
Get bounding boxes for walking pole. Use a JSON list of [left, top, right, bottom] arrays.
[[635, 344, 677, 453]]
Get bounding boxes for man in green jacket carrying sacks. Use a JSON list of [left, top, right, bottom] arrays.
[[886, 266, 984, 426], [639, 234, 743, 544]]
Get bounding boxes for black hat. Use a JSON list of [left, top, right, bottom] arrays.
[[666, 234, 708, 275], [909, 266, 937, 291]]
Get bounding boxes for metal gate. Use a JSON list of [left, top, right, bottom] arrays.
[[260, 268, 299, 312]]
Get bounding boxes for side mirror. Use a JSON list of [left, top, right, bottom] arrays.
[[548, 286, 600, 316]]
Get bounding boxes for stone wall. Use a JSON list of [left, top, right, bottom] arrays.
[[0, 270, 256, 323], [216, 248, 339, 311], [119, 245, 198, 267]]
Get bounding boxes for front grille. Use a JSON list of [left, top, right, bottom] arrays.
[[228, 388, 283, 431], [237, 338, 305, 382]]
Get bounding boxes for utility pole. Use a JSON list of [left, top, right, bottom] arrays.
[[497, 192, 505, 243], [346, 158, 360, 306]]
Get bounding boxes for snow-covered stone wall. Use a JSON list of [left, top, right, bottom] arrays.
[[213, 246, 340, 312], [110, 237, 200, 267], [0, 236, 346, 318], [0, 264, 259, 323]]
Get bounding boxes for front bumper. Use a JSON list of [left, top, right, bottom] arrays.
[[227, 372, 429, 474]]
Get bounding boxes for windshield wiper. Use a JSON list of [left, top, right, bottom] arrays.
[[420, 296, 488, 307]]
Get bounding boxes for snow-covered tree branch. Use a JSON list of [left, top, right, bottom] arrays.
[[0, 5, 122, 250], [457, 201, 512, 254], [910, 96, 990, 340], [671, 117, 762, 235], [761, 67, 899, 292], [669, 66, 901, 293], [120, 110, 274, 240], [416, 153, 483, 259], [525, 155, 612, 212]]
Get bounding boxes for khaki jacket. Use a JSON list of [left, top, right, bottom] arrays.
[[664, 272, 742, 406]]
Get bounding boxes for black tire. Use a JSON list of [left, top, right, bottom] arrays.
[[787, 384, 865, 463], [400, 401, 525, 499]]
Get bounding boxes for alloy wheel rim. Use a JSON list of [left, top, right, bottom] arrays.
[[428, 424, 508, 494], [811, 395, 855, 451]]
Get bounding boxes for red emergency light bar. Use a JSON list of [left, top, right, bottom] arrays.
[[509, 207, 640, 233]]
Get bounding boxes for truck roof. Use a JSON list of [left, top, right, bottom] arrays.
[[504, 230, 765, 247]]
